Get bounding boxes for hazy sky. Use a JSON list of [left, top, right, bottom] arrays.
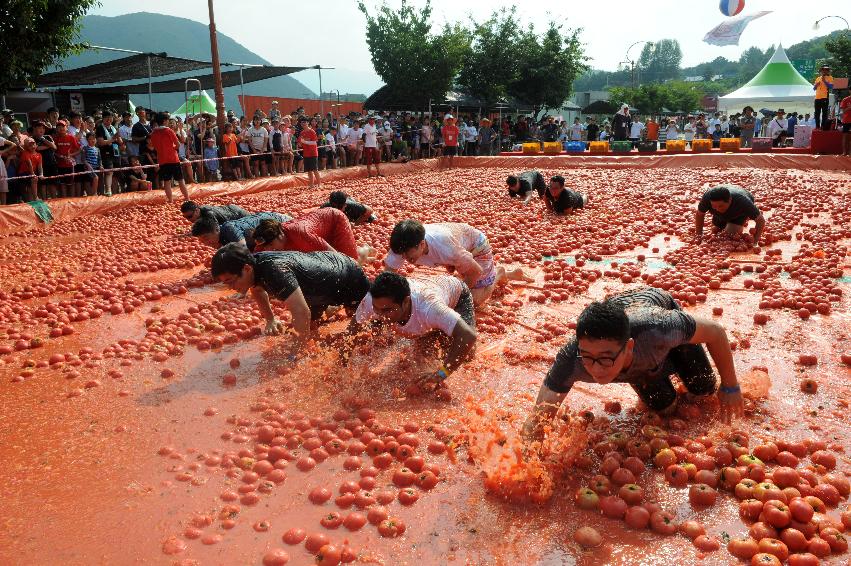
[[90, 0, 849, 93]]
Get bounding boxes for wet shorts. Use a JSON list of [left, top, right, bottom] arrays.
[[453, 285, 476, 328], [443, 146, 457, 156], [303, 157, 318, 172], [631, 343, 717, 411], [470, 235, 497, 289], [158, 163, 183, 182], [712, 214, 748, 229]]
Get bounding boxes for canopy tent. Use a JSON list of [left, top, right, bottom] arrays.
[[363, 85, 533, 114], [719, 45, 815, 114], [29, 53, 213, 88], [174, 91, 217, 117]]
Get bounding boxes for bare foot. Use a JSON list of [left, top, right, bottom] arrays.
[[507, 268, 534, 283]]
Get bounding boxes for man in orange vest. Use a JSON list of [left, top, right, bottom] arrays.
[[813, 65, 834, 130]]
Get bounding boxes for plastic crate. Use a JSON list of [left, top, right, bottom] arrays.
[[564, 141, 586, 153], [589, 141, 609, 154], [691, 139, 712, 153], [543, 142, 562, 155], [636, 141, 657, 153], [610, 140, 633, 153], [521, 142, 541, 155], [751, 138, 773, 153], [666, 139, 686, 152], [719, 138, 741, 152]]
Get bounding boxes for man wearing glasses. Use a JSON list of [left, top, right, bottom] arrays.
[[523, 288, 743, 440], [180, 200, 250, 225]]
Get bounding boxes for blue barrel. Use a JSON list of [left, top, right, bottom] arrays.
[[565, 141, 586, 153]]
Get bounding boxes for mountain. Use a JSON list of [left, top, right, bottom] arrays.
[[59, 12, 316, 114]]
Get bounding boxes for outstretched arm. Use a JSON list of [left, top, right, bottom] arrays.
[[694, 209, 706, 241], [522, 384, 568, 441], [690, 317, 743, 423], [752, 214, 765, 247]]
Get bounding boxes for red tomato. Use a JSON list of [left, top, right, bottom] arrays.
[[309, 487, 332, 505], [665, 465, 688, 487], [819, 527, 847, 553], [353, 491, 376, 508], [397, 487, 419, 506], [689, 483, 718, 506], [728, 537, 760, 560], [367, 506, 389, 525], [377, 518, 405, 538], [573, 526, 602, 548], [262, 549, 290, 566], [751, 553, 782, 566], [392, 467, 416, 487], [590, 475, 612, 495], [374, 489, 396, 505], [417, 471, 439, 490], [811, 451, 837, 470], [780, 528, 809, 553], [611, 467, 636, 486], [693, 535, 720, 552], [343, 512, 367, 531], [679, 520, 706, 540], [624, 506, 650, 529], [334, 493, 355, 509], [315, 544, 342, 566], [599, 495, 628, 519], [750, 522, 779, 541], [763, 500, 792, 528], [786, 553, 821, 566], [807, 537, 831, 558], [618, 484, 643, 506], [694, 469, 719, 488], [304, 532, 330, 553], [649, 511, 677, 535], [320, 512, 343, 529], [757, 538, 789, 561]]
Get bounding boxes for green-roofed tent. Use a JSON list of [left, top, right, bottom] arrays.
[[173, 90, 217, 117], [719, 45, 816, 114]]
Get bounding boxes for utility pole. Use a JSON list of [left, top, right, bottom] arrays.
[[207, 0, 226, 132]]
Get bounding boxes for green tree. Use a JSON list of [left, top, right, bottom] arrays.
[[358, 0, 470, 106], [457, 8, 520, 105], [608, 81, 700, 115], [0, 0, 101, 93], [637, 39, 682, 82], [825, 33, 851, 82], [737, 46, 769, 83], [507, 20, 588, 112]]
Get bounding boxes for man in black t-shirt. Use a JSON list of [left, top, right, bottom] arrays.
[[211, 243, 370, 358], [181, 201, 250, 224], [540, 116, 559, 142], [545, 175, 586, 214], [320, 190, 375, 224], [585, 117, 600, 143], [31, 120, 57, 198], [506, 170, 546, 202], [695, 184, 765, 247], [131, 107, 156, 187], [522, 287, 744, 440], [191, 211, 291, 251]]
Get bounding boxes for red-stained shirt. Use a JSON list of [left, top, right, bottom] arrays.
[[442, 124, 460, 147], [298, 127, 319, 158], [279, 217, 334, 253], [53, 133, 80, 168], [149, 127, 180, 164], [841, 95, 851, 124]]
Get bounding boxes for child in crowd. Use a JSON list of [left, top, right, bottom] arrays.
[[82, 132, 101, 196], [16, 138, 43, 202], [711, 123, 723, 148], [204, 137, 220, 182], [53, 119, 80, 198], [127, 156, 152, 191], [665, 119, 679, 145]]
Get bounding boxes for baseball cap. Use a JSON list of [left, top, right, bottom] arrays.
[[444, 113, 454, 120]]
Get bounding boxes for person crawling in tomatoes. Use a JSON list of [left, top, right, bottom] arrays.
[[192, 211, 291, 251], [506, 170, 547, 203], [694, 184, 766, 250], [385, 219, 533, 306], [523, 287, 744, 440], [342, 272, 477, 394], [211, 243, 370, 360]]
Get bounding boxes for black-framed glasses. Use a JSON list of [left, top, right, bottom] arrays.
[[577, 342, 626, 368]]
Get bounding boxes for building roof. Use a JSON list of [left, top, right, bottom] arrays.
[[720, 45, 814, 102]]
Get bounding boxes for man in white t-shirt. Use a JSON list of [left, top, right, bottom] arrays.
[[629, 116, 645, 147], [569, 118, 584, 142], [246, 115, 270, 176], [361, 114, 383, 177], [348, 272, 477, 393], [345, 119, 363, 166], [385, 219, 532, 306], [767, 109, 788, 147]]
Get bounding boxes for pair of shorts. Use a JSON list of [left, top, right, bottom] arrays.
[[843, 123, 851, 133], [364, 147, 380, 165], [57, 166, 75, 184], [306, 268, 370, 320], [712, 214, 747, 229], [631, 343, 717, 411], [453, 286, 476, 328], [158, 163, 183, 182], [471, 242, 497, 289], [443, 146, 457, 156], [303, 157, 318, 172]]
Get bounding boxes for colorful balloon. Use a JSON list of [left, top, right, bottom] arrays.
[[719, 0, 745, 17]]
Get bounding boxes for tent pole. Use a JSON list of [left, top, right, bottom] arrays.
[[239, 66, 245, 112], [147, 55, 153, 109], [318, 66, 324, 117], [207, 0, 227, 133]]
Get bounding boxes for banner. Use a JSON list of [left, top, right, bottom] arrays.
[[703, 11, 772, 46]]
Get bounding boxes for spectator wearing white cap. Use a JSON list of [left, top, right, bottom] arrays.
[[269, 101, 281, 122]]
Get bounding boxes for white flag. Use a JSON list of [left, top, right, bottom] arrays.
[[704, 11, 772, 46]]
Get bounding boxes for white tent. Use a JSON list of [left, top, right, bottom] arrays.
[[719, 45, 815, 115]]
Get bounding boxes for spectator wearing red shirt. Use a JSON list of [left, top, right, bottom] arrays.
[[252, 208, 375, 264], [298, 117, 320, 187], [17, 138, 42, 202], [149, 112, 189, 202], [840, 91, 851, 156], [53, 120, 81, 198], [441, 114, 460, 169]]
